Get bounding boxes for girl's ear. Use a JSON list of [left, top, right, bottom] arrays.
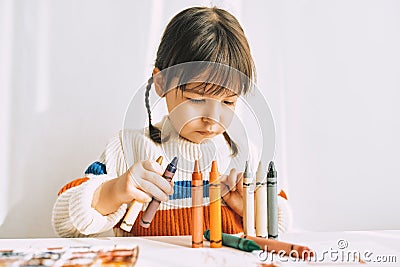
[[152, 68, 164, 97]]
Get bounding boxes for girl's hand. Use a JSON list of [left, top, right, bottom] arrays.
[[220, 168, 244, 216], [116, 160, 174, 203]]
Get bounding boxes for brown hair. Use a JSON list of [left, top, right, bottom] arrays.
[[145, 6, 255, 156]]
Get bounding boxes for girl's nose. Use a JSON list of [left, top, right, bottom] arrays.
[[202, 100, 221, 123]]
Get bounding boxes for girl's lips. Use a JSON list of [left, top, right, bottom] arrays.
[[196, 131, 215, 136]]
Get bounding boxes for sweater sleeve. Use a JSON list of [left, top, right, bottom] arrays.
[[51, 132, 130, 237]]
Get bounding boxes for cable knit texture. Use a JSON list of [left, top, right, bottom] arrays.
[[52, 117, 291, 237]]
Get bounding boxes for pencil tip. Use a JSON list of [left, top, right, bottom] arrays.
[[267, 161, 277, 178], [211, 160, 218, 173], [203, 229, 210, 239], [171, 156, 178, 166], [156, 156, 163, 165], [194, 160, 200, 173], [268, 161, 275, 172], [256, 161, 265, 182], [257, 161, 262, 170], [244, 160, 251, 178]]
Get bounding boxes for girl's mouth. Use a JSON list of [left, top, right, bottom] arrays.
[[196, 131, 215, 136]]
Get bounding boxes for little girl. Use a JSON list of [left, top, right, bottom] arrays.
[[52, 6, 291, 237]]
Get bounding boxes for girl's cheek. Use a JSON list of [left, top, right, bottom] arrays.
[[168, 100, 235, 131], [220, 106, 235, 128], [168, 103, 202, 131]]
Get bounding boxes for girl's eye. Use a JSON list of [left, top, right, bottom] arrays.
[[223, 101, 235, 106], [187, 98, 205, 104]]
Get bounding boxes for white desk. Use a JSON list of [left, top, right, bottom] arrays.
[[1, 231, 399, 267]]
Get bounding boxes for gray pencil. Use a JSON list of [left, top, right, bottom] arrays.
[[267, 161, 278, 239]]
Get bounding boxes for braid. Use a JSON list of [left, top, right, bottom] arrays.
[[223, 132, 239, 157], [144, 77, 162, 143]]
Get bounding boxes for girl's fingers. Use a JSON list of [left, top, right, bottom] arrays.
[[220, 175, 230, 198], [127, 160, 173, 202], [236, 173, 244, 196], [222, 191, 243, 217], [142, 170, 174, 195], [137, 179, 169, 202], [130, 186, 152, 203], [142, 160, 164, 175], [220, 182, 231, 199], [220, 169, 244, 216], [227, 168, 238, 192], [220, 169, 238, 191]]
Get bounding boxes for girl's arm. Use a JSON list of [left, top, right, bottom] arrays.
[[52, 131, 173, 237], [52, 132, 130, 237], [52, 173, 128, 237]]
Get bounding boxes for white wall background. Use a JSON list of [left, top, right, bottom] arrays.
[[0, 0, 399, 238]]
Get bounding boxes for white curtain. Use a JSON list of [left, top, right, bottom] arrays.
[[0, 0, 14, 226]]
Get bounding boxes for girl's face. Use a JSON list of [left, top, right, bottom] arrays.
[[164, 83, 238, 144]]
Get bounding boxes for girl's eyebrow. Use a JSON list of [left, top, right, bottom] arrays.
[[224, 92, 239, 97], [183, 90, 238, 98]]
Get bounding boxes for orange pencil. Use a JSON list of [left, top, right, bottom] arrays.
[[209, 160, 222, 248], [120, 156, 163, 232], [191, 160, 203, 248]]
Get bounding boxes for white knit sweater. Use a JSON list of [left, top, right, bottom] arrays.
[[52, 117, 292, 237]]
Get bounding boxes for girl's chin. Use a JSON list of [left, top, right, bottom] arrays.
[[181, 137, 203, 144], [179, 134, 212, 144]]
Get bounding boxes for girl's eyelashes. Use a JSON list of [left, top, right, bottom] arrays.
[[223, 101, 235, 106], [187, 97, 205, 104], [185, 97, 236, 106]]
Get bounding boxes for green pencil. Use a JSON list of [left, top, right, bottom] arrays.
[[204, 230, 261, 252]]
